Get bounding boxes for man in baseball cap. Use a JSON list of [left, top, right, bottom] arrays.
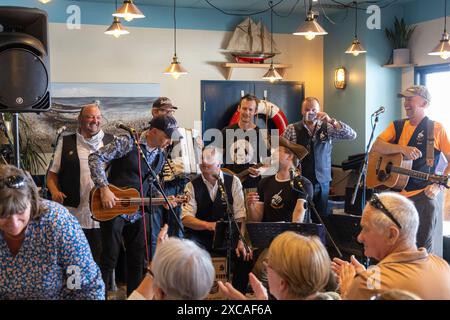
[[151, 97, 178, 117], [148, 114, 179, 140], [397, 85, 431, 103], [372, 84, 450, 254]]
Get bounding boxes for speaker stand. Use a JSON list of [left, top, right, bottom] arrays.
[[12, 113, 20, 169]]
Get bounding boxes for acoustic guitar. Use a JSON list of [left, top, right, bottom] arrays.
[[90, 184, 187, 222], [220, 163, 265, 182], [366, 151, 449, 190]]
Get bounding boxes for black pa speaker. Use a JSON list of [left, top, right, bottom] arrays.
[[0, 6, 50, 113]]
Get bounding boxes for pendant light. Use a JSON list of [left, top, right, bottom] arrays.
[[105, 0, 130, 38], [428, 0, 450, 59], [293, 0, 327, 40], [113, 0, 145, 22], [263, 2, 283, 83], [164, 0, 188, 79], [38, 0, 52, 4], [345, 1, 366, 56]]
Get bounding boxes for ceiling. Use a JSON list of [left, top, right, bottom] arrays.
[[75, 0, 416, 14]]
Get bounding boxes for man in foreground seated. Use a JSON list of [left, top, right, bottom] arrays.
[[247, 137, 312, 223], [332, 192, 450, 300], [181, 147, 252, 293]]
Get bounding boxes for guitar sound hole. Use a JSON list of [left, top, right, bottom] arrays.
[[378, 170, 388, 182], [385, 162, 393, 174]]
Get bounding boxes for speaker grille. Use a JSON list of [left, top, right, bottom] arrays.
[[0, 47, 50, 112]]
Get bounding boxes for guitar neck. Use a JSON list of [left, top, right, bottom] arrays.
[[390, 166, 429, 181], [126, 198, 166, 206], [237, 163, 264, 178]]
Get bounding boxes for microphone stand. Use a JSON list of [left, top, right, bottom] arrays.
[[216, 174, 251, 283], [291, 177, 343, 258], [351, 113, 380, 212], [43, 129, 65, 199], [130, 133, 184, 234]]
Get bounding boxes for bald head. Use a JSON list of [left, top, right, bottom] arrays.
[[78, 103, 102, 138]]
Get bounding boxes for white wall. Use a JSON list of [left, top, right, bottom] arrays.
[[49, 23, 323, 129]]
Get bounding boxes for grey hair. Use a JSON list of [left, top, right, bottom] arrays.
[[152, 237, 215, 300], [369, 192, 419, 245], [202, 146, 223, 166]]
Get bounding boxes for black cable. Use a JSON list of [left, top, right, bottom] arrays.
[[330, 0, 399, 10], [203, 0, 285, 16], [273, 0, 300, 18], [445, 0, 447, 33], [354, 1, 357, 38], [319, 0, 349, 25], [174, 0, 177, 56]]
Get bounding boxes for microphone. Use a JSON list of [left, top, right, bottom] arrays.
[[117, 123, 136, 135], [372, 106, 385, 116], [56, 125, 67, 135], [289, 168, 304, 192]]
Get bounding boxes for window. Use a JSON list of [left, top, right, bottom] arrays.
[[415, 64, 450, 132]]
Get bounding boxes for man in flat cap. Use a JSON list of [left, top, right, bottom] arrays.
[[147, 97, 188, 255], [371, 85, 450, 253], [89, 114, 179, 297]]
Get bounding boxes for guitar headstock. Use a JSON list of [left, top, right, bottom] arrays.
[[431, 174, 449, 188]]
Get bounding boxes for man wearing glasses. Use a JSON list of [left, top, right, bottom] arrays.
[[332, 192, 450, 300]]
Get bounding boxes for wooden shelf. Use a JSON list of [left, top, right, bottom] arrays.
[[222, 62, 292, 80], [383, 64, 416, 68]]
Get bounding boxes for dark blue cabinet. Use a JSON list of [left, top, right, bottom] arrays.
[[201, 80, 304, 143]]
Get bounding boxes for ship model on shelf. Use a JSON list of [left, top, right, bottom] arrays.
[[226, 17, 280, 64]]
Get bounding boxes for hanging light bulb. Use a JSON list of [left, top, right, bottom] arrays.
[[104, 17, 130, 38], [345, 2, 367, 56], [164, 0, 188, 79], [293, 0, 327, 40], [429, 1, 450, 60], [113, 0, 145, 21], [105, 1, 130, 38], [164, 55, 188, 79], [263, 2, 283, 82], [38, 0, 52, 4], [262, 64, 283, 83]]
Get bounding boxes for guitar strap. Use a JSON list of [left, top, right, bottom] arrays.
[[426, 119, 435, 169]]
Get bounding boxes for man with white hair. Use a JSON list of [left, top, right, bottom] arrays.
[[332, 192, 450, 300], [371, 85, 450, 252], [182, 146, 252, 293]]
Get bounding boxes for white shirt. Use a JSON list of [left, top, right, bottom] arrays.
[[50, 130, 107, 229], [181, 171, 246, 221]]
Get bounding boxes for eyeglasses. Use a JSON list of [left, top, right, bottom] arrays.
[[0, 175, 26, 189], [369, 194, 402, 229]]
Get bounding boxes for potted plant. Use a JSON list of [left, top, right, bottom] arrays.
[[385, 17, 416, 65], [0, 113, 46, 174]]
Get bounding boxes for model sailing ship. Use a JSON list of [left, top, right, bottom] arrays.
[[226, 17, 279, 63]]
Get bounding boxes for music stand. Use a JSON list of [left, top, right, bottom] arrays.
[[246, 222, 326, 249]]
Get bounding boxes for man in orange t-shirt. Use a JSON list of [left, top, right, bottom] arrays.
[[371, 85, 450, 253]]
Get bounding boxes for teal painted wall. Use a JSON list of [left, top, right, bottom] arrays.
[[324, 3, 406, 165], [364, 5, 403, 146], [324, 9, 366, 165], [0, 0, 311, 33], [403, 0, 448, 25]]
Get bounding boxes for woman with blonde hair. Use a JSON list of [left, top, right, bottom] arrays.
[[219, 231, 339, 300]]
